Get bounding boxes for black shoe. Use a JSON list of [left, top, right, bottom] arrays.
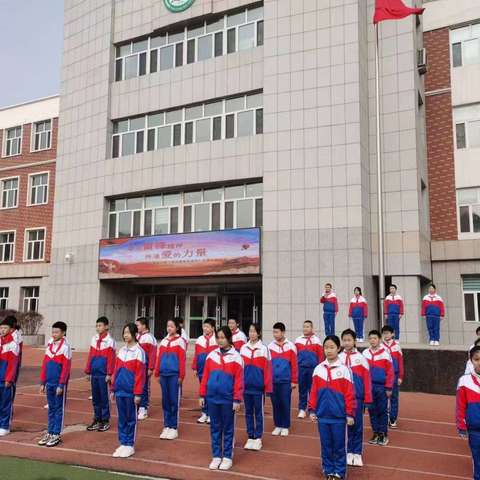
[[389, 419, 398, 429], [98, 421, 110, 432], [377, 433, 389, 446], [87, 420, 100, 431], [368, 433, 380, 444]]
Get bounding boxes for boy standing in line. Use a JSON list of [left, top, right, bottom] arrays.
[[320, 283, 338, 336], [383, 284, 404, 340]]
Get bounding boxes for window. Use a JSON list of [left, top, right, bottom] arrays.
[[463, 277, 480, 321], [451, 24, 480, 68], [0, 232, 14, 263], [112, 91, 263, 157], [24, 228, 45, 261], [3, 126, 22, 156], [21, 286, 39, 312], [0, 287, 8, 310], [458, 188, 480, 234], [32, 120, 52, 151], [28, 173, 49, 205], [453, 104, 480, 149], [113, 4, 264, 81], [1, 177, 19, 209]]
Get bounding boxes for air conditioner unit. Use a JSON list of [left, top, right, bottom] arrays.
[[417, 48, 427, 75]]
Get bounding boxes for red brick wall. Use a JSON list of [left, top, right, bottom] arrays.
[[424, 28, 458, 241]]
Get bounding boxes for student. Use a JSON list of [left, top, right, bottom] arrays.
[[457, 345, 480, 480], [268, 322, 298, 436], [11, 317, 23, 388], [295, 320, 324, 418], [421, 284, 445, 346], [135, 317, 157, 420], [228, 318, 247, 352], [192, 318, 217, 424], [465, 339, 480, 375], [383, 285, 404, 339], [200, 326, 243, 471], [469, 327, 480, 352], [320, 283, 338, 336], [382, 325, 404, 429], [309, 335, 355, 480], [339, 329, 372, 467], [177, 317, 189, 350], [362, 330, 394, 446], [240, 324, 272, 450], [155, 318, 186, 440], [84, 316, 116, 432], [349, 288, 368, 342], [38, 321, 72, 448], [0, 317, 19, 436], [110, 323, 145, 458]]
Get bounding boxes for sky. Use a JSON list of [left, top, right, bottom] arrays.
[[0, 0, 64, 108]]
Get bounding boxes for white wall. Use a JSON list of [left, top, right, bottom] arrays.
[[0, 96, 59, 130], [424, 0, 480, 32]]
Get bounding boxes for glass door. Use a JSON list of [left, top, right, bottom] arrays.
[[225, 293, 260, 331], [137, 295, 154, 331], [187, 294, 221, 338]]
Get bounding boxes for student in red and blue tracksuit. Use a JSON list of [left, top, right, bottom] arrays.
[[200, 326, 243, 471], [110, 323, 145, 458], [309, 335, 356, 480], [228, 318, 247, 351], [382, 325, 404, 428], [321, 283, 338, 336], [38, 321, 72, 448], [363, 330, 394, 446], [85, 316, 116, 432], [192, 318, 217, 424], [349, 287, 368, 342], [457, 345, 480, 480], [268, 322, 298, 436], [421, 284, 445, 345], [155, 318, 186, 440], [0, 317, 19, 436], [240, 324, 272, 450], [383, 284, 404, 339], [295, 321, 324, 418], [135, 317, 157, 419], [340, 328, 372, 467], [11, 317, 22, 392]]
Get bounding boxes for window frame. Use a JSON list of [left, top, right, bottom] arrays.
[[0, 287, 8, 310], [2, 125, 22, 157], [21, 286, 40, 312], [0, 176, 20, 210], [30, 119, 53, 152], [27, 171, 50, 206], [0, 230, 15, 263], [450, 24, 480, 69], [23, 227, 47, 262]]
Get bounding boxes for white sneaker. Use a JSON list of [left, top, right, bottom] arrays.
[[209, 457, 222, 470], [429, 340, 434, 346], [118, 445, 135, 458], [43, 404, 48, 409], [280, 428, 289, 436], [297, 410, 306, 418], [137, 407, 148, 420], [197, 413, 208, 424], [206, 416, 211, 424], [166, 429, 178, 440], [353, 454, 363, 467], [244, 438, 254, 449], [88, 395, 93, 400], [219, 458, 233, 470], [435, 341, 440, 346], [160, 428, 170, 439], [0, 429, 10, 436], [112, 446, 123, 457], [272, 427, 282, 436], [347, 453, 354, 466], [252, 438, 262, 450], [358, 338, 364, 343]]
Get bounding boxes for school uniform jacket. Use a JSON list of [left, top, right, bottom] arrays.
[[0, 333, 19, 384], [137, 331, 157, 371], [362, 347, 394, 390], [85, 332, 116, 377], [200, 347, 244, 405], [321, 292, 338, 315], [383, 339, 404, 381], [268, 340, 298, 384], [40, 338, 72, 388], [232, 329, 248, 352], [308, 359, 356, 422], [384, 294, 404, 318], [339, 349, 372, 404], [421, 294, 445, 318], [155, 334, 186, 380], [111, 343, 146, 397], [456, 373, 480, 433], [192, 334, 217, 378], [240, 341, 272, 395], [181, 328, 189, 349], [349, 295, 368, 318], [294, 334, 325, 369], [12, 328, 23, 356]]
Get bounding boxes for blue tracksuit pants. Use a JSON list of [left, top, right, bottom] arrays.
[[368, 383, 388, 434], [46, 384, 67, 435], [244, 393, 264, 439], [115, 395, 137, 446], [0, 385, 14, 430], [352, 315, 365, 339], [318, 421, 347, 478], [389, 374, 400, 422], [323, 312, 336, 336], [469, 430, 480, 480], [271, 383, 291, 429], [91, 375, 110, 421], [140, 366, 151, 409], [387, 314, 400, 339], [298, 366, 314, 411], [160, 375, 180, 429], [208, 402, 236, 459], [426, 315, 440, 342], [348, 398, 364, 454]]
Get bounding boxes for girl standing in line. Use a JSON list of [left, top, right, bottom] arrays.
[[349, 287, 368, 342]]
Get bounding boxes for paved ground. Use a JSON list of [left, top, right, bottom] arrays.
[[1, 346, 472, 480]]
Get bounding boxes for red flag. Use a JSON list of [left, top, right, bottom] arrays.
[[373, 0, 424, 24]]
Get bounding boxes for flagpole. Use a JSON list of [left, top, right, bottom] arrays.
[[375, 22, 386, 329]]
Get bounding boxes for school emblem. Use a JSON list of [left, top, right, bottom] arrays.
[[164, 0, 195, 12]]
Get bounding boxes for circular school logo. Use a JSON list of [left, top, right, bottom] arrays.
[[164, 0, 195, 13]]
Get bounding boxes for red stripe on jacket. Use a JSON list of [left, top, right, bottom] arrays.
[[154, 334, 186, 380], [0, 333, 19, 383], [84, 332, 116, 376]]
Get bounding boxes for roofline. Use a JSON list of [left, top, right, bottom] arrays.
[[0, 94, 60, 112]]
